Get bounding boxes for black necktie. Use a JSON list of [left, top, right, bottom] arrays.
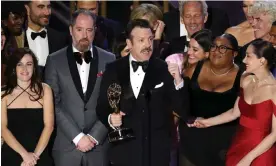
[[31, 30, 47, 40], [131, 60, 149, 72], [74, 51, 92, 65]]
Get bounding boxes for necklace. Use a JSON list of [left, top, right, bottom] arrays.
[[252, 73, 273, 91], [210, 66, 234, 76]]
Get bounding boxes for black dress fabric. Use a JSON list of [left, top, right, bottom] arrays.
[[1, 108, 53, 166], [179, 61, 242, 166]]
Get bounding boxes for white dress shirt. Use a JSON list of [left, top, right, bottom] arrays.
[[71, 46, 98, 146], [180, 21, 190, 52], [129, 55, 146, 98], [73, 46, 92, 94], [180, 21, 188, 38], [26, 27, 49, 66]]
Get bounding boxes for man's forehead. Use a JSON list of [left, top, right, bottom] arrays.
[[32, 1, 50, 5], [74, 15, 94, 26], [78, 1, 98, 7], [131, 28, 153, 37], [183, 2, 202, 12]]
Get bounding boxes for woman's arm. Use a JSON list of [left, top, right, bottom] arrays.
[[193, 97, 241, 128], [34, 84, 54, 157], [193, 72, 251, 128]]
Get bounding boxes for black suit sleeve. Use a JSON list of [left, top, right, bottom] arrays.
[[164, 66, 190, 121], [96, 63, 117, 129]]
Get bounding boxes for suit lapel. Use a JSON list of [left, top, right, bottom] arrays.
[[85, 46, 98, 103], [67, 45, 85, 101], [118, 55, 136, 101], [141, 58, 159, 94], [24, 30, 29, 48], [46, 27, 53, 53]]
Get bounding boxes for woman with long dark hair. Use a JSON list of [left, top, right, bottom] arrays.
[[1, 47, 54, 166], [177, 33, 242, 166]]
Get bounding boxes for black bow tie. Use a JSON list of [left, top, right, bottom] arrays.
[[31, 30, 47, 40], [131, 60, 149, 72], [74, 51, 92, 65]]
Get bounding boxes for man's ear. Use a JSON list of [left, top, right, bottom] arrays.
[[24, 4, 30, 16], [126, 38, 132, 48], [203, 14, 208, 24], [69, 26, 73, 36], [180, 16, 184, 24]]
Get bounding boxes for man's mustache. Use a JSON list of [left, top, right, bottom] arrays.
[[141, 47, 152, 53], [79, 38, 89, 43]]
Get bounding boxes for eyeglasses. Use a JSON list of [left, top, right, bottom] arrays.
[[210, 45, 236, 54]]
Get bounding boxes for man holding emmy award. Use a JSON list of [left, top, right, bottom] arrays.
[[45, 10, 115, 166], [96, 19, 189, 166]]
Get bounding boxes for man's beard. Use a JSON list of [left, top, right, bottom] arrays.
[[78, 38, 90, 52], [30, 14, 50, 27]]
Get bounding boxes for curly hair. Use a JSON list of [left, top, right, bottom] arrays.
[[248, 1, 276, 23]]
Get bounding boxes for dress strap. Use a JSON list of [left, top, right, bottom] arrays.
[[7, 85, 43, 107], [191, 60, 204, 82], [7, 86, 28, 107]]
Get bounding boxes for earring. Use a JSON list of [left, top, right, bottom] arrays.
[[12, 69, 15, 75]]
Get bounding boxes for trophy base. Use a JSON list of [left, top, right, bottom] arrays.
[[108, 128, 135, 143]]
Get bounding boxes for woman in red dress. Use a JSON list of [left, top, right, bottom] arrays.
[[190, 39, 276, 166]]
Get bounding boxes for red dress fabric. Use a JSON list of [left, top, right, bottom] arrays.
[[226, 88, 276, 166]]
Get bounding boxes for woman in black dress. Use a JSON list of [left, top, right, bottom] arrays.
[[179, 34, 242, 166], [1, 48, 54, 166]]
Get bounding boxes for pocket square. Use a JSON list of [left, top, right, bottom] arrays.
[[97, 71, 103, 77], [154, 82, 164, 89]]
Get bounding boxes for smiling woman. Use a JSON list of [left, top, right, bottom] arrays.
[[1, 48, 54, 166], [178, 33, 242, 166]]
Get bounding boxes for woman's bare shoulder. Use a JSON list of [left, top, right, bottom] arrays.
[[42, 83, 52, 96], [240, 72, 254, 88]]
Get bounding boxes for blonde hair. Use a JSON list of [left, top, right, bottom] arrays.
[[130, 4, 163, 26]]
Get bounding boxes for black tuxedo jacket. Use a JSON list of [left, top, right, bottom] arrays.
[[24, 26, 68, 54], [96, 55, 189, 166], [164, 8, 230, 42]]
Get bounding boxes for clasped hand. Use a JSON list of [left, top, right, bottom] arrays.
[[77, 135, 96, 152], [21, 152, 39, 166]]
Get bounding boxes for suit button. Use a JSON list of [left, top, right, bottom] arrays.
[[84, 108, 87, 111], [145, 137, 147, 140], [142, 110, 144, 113]]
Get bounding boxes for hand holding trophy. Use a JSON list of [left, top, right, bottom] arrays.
[[107, 83, 135, 143]]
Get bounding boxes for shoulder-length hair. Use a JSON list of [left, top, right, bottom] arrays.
[[2, 47, 43, 101]]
